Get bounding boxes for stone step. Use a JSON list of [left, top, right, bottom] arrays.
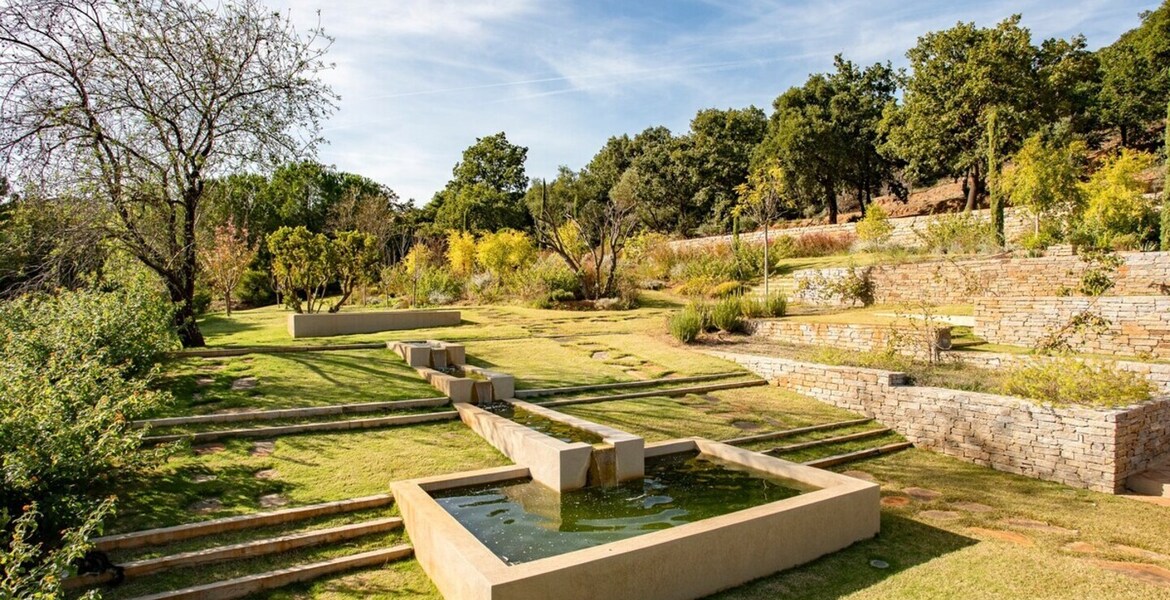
[[126, 544, 414, 600], [1127, 463, 1170, 498], [142, 410, 458, 444], [94, 494, 394, 551], [68, 517, 403, 588]]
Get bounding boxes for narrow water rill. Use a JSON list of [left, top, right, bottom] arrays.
[[432, 451, 818, 565], [482, 402, 604, 445]]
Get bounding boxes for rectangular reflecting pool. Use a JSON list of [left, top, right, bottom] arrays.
[[431, 450, 819, 565], [482, 402, 604, 446]]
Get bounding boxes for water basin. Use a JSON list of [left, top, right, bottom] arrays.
[[431, 450, 819, 565]]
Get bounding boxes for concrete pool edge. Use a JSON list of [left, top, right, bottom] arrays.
[[391, 438, 881, 600]]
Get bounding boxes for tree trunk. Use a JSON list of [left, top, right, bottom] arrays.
[[762, 224, 770, 298], [167, 278, 205, 347], [225, 289, 232, 317], [825, 181, 838, 224], [964, 164, 982, 212]]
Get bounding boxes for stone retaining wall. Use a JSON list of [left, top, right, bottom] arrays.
[[707, 350, 1170, 493], [974, 296, 1170, 359], [946, 351, 1170, 396], [748, 319, 950, 361], [792, 249, 1170, 306], [669, 208, 1032, 252]]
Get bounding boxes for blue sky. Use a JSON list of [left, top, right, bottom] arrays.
[[271, 0, 1160, 204]]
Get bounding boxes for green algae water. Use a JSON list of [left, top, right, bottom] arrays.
[[484, 402, 604, 445], [432, 451, 818, 565]]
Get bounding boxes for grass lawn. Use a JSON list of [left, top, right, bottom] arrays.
[[102, 299, 1170, 599]]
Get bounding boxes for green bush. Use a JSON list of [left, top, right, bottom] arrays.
[[417, 268, 464, 306], [741, 293, 788, 318], [669, 305, 704, 343], [236, 268, 275, 307], [711, 297, 744, 333], [1001, 356, 1153, 407], [192, 288, 213, 315], [856, 204, 894, 246], [918, 212, 996, 254]]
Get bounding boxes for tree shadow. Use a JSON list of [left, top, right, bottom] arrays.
[[707, 514, 978, 599]]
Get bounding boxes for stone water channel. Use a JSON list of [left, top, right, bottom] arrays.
[[388, 340, 881, 600]]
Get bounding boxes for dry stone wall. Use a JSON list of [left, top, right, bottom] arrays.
[[792, 249, 1170, 306], [668, 208, 1032, 252], [748, 319, 950, 361], [974, 296, 1170, 359], [708, 350, 1170, 493]]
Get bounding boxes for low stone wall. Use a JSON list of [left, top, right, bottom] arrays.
[[792, 249, 1170, 306], [287, 310, 461, 338], [974, 296, 1170, 359], [669, 208, 1032, 252], [748, 319, 950, 361], [707, 350, 1170, 493], [945, 350, 1170, 395]]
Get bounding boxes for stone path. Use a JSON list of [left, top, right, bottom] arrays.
[[189, 498, 222, 514], [903, 487, 942, 501], [231, 376, 259, 391], [193, 443, 227, 455], [259, 494, 289, 509], [1091, 560, 1170, 587], [881, 495, 910, 507], [255, 469, 279, 480], [251, 440, 276, 457]]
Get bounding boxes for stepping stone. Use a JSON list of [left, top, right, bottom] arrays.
[[1113, 544, 1170, 562], [254, 469, 279, 480], [591, 352, 610, 360], [193, 443, 226, 455], [920, 510, 961, 521], [189, 498, 222, 514], [231, 377, 259, 391], [1091, 560, 1170, 587], [903, 487, 942, 502], [881, 496, 910, 507], [1001, 518, 1079, 536], [952, 501, 995, 513], [842, 470, 877, 482], [195, 376, 214, 387], [1064, 542, 1098, 554], [259, 494, 289, 509], [250, 440, 276, 457], [967, 527, 1034, 547], [732, 420, 762, 431], [191, 474, 218, 483]]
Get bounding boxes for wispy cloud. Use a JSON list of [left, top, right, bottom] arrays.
[[269, 0, 1158, 204]]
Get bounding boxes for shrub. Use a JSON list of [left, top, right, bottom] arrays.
[[710, 280, 745, 298], [1076, 148, 1158, 250], [918, 212, 996, 255], [711, 297, 744, 333], [741, 293, 786, 319], [856, 204, 894, 246], [192, 288, 213, 315], [669, 305, 704, 343], [1001, 356, 1153, 407], [476, 229, 536, 284], [517, 254, 582, 308], [2, 500, 110, 598], [446, 230, 477, 276], [417, 268, 463, 306], [797, 266, 874, 307], [624, 231, 677, 282], [236, 268, 275, 307]]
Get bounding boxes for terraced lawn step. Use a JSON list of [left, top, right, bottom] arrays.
[[722, 418, 873, 446], [804, 442, 914, 469], [94, 494, 394, 551], [127, 544, 414, 600], [168, 343, 386, 358], [536, 379, 767, 408], [69, 518, 403, 588], [766, 428, 894, 455], [143, 411, 459, 444], [134, 397, 449, 429], [514, 372, 748, 398]]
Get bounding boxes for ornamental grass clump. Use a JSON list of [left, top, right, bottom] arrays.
[[711, 297, 744, 333], [668, 304, 705, 343]]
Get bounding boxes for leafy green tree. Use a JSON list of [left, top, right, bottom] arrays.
[[1002, 130, 1088, 238], [680, 107, 768, 233], [1097, 1, 1170, 147], [1077, 149, 1159, 249], [735, 161, 787, 296], [0, 0, 336, 347], [430, 133, 530, 232], [267, 226, 333, 314], [1037, 36, 1101, 133], [882, 16, 1042, 211], [475, 229, 536, 286], [825, 57, 901, 214], [328, 231, 379, 313], [1163, 99, 1170, 251], [199, 221, 257, 316], [446, 230, 478, 276]]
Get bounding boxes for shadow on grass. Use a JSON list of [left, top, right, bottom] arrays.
[[196, 313, 264, 342], [709, 514, 977, 599]]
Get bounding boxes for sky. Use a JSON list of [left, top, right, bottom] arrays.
[[270, 0, 1161, 205]]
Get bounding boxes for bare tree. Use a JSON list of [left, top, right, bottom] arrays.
[[0, 0, 336, 346]]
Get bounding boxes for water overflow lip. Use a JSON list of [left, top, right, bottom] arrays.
[[431, 450, 820, 565]]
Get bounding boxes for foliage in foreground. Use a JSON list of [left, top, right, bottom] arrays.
[[1, 501, 109, 600]]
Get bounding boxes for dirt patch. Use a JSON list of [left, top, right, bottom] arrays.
[[881, 495, 910, 507], [1090, 560, 1170, 587]]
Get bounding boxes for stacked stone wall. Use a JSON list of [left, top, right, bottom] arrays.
[[708, 350, 1170, 493], [974, 296, 1170, 359], [668, 208, 1032, 252], [793, 249, 1170, 306], [946, 350, 1170, 395], [747, 319, 949, 361]]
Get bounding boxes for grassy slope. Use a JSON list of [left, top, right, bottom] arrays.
[[107, 300, 1170, 600]]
